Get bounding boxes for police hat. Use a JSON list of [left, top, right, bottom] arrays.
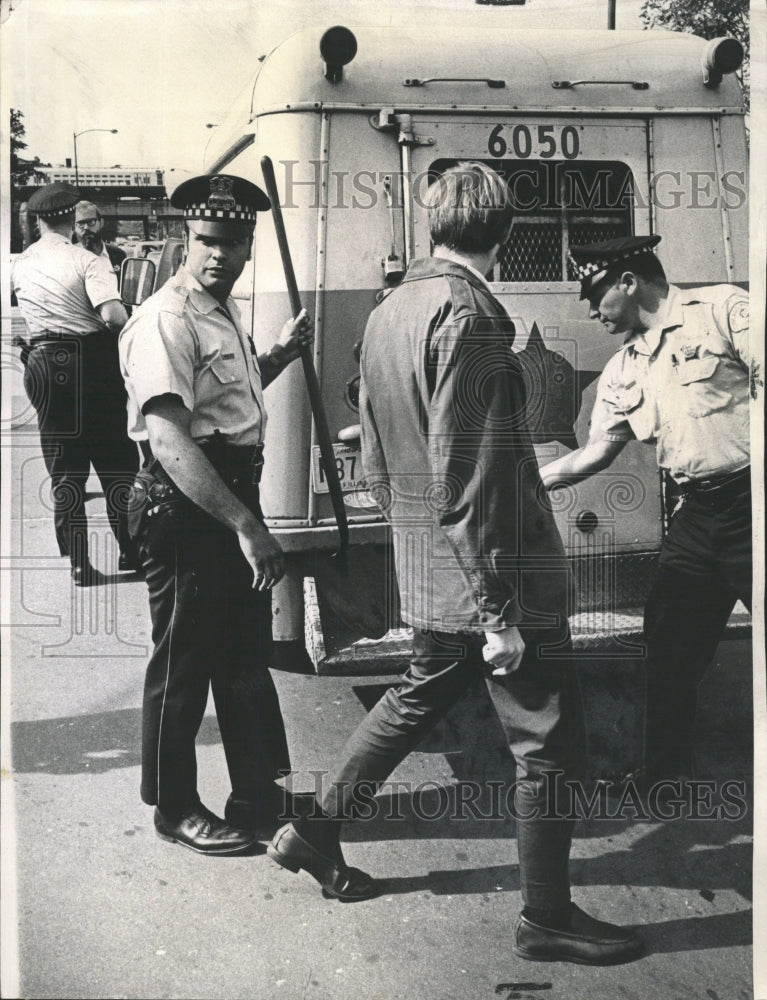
[[26, 182, 80, 219], [568, 234, 662, 299], [170, 174, 270, 223]]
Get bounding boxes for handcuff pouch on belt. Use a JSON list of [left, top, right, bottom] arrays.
[[126, 459, 186, 541], [126, 439, 265, 541]]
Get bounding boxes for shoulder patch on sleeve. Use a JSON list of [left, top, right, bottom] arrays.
[[727, 297, 749, 334]]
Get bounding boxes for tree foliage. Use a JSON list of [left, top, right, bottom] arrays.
[[640, 0, 749, 100], [640, 0, 748, 49], [10, 108, 48, 185]]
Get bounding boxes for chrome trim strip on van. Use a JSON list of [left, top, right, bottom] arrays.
[[250, 102, 745, 118], [401, 144, 416, 265], [306, 112, 332, 526], [207, 134, 256, 174], [711, 117, 735, 281], [646, 117, 657, 237]]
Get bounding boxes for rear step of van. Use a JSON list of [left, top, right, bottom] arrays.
[[302, 591, 752, 677]]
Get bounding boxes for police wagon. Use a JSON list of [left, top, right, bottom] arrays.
[[125, 23, 748, 673]]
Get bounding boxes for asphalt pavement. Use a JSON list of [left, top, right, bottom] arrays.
[[1, 336, 758, 1000]]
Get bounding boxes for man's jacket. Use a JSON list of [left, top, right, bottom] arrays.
[[105, 242, 126, 280], [360, 256, 570, 634]]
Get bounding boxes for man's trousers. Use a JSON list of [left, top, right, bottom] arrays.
[[320, 626, 586, 910], [137, 482, 291, 816], [22, 333, 139, 567], [644, 474, 752, 780]]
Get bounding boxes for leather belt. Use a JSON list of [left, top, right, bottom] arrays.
[[28, 331, 101, 347], [681, 466, 750, 495], [140, 438, 264, 487], [679, 466, 750, 509]]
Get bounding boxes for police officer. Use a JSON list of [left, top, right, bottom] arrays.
[[539, 235, 751, 787], [74, 201, 127, 282], [119, 174, 312, 855], [12, 182, 139, 584]]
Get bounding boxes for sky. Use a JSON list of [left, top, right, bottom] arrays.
[[2, 0, 646, 177]]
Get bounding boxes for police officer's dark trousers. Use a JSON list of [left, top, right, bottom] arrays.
[[643, 469, 752, 779], [136, 457, 290, 817], [313, 626, 586, 910], [22, 331, 139, 567]]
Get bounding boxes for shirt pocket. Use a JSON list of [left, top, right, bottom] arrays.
[[208, 355, 244, 385], [676, 355, 731, 416]]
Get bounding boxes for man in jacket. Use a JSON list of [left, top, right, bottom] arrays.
[[74, 201, 126, 285], [268, 163, 642, 965], [539, 235, 751, 790]]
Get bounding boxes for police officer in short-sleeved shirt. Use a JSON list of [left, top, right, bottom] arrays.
[[12, 182, 139, 584], [539, 235, 751, 786], [119, 174, 312, 855]]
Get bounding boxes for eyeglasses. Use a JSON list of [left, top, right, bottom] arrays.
[[75, 219, 100, 229]]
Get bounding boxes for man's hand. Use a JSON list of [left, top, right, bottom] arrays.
[[482, 625, 525, 676], [237, 519, 285, 591], [275, 307, 313, 363]]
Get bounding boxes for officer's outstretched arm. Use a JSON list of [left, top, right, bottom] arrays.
[[539, 438, 625, 490], [144, 394, 285, 590], [96, 299, 129, 333]]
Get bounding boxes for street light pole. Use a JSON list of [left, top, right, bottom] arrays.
[[72, 128, 119, 188]]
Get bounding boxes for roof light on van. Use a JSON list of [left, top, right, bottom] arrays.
[[320, 26, 357, 84], [702, 36, 744, 88]]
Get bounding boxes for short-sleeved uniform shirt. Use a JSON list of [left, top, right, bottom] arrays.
[[588, 284, 750, 483], [119, 266, 266, 447], [11, 232, 120, 336]]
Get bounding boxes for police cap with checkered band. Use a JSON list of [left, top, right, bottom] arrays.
[[568, 234, 662, 300], [26, 182, 80, 219], [170, 174, 270, 224]]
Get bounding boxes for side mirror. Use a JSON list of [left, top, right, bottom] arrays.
[[120, 257, 156, 306]]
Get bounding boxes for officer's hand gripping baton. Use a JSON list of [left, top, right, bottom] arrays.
[[260, 155, 349, 569]]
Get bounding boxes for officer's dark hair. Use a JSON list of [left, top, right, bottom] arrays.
[[425, 162, 513, 254], [607, 253, 667, 286], [183, 220, 255, 241]]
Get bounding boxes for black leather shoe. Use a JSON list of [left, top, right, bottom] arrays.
[[225, 786, 298, 839], [154, 804, 261, 856], [267, 823, 378, 902], [71, 564, 106, 587], [513, 904, 643, 965]]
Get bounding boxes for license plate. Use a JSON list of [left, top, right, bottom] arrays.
[[311, 443, 364, 494]]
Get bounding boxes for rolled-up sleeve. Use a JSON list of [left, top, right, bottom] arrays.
[[587, 363, 636, 444], [120, 309, 197, 415], [83, 253, 121, 309]]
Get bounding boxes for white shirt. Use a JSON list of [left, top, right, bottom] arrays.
[[589, 284, 750, 482], [11, 232, 119, 336], [119, 267, 266, 446]]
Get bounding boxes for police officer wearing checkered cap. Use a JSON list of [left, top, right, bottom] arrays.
[[539, 235, 751, 789], [119, 174, 313, 855], [11, 182, 140, 585]]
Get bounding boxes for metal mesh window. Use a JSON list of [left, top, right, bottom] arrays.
[[499, 219, 562, 282]]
